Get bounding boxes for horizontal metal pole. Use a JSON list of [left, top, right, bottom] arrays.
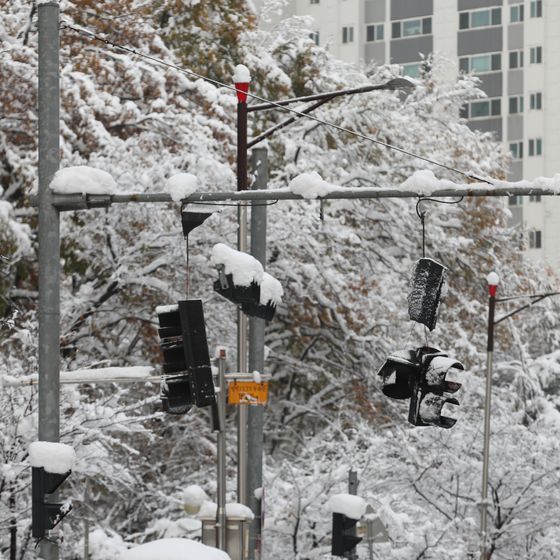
[[247, 80, 412, 112], [46, 185, 560, 211], [3, 375, 161, 387]]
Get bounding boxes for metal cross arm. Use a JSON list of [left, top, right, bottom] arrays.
[[494, 291, 560, 325]]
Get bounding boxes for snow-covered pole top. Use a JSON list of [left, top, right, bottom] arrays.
[[327, 493, 367, 520], [487, 272, 499, 297], [29, 441, 76, 474], [233, 64, 251, 104]]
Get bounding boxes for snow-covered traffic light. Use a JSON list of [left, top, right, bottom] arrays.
[[332, 512, 362, 556], [157, 300, 216, 413], [407, 258, 447, 331], [378, 346, 464, 428], [29, 442, 75, 541], [32, 468, 72, 539], [408, 347, 464, 428], [211, 244, 283, 321]]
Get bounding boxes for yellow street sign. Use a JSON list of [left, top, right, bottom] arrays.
[[228, 381, 269, 405]]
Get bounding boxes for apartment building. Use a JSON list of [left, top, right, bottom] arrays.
[[286, 0, 560, 267]]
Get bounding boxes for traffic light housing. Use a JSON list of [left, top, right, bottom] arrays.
[[332, 512, 362, 557], [157, 299, 216, 413], [407, 258, 447, 331], [408, 347, 464, 428], [378, 346, 464, 429], [32, 467, 72, 539]]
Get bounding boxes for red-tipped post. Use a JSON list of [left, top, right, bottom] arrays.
[[234, 65, 251, 192], [481, 271, 499, 560]]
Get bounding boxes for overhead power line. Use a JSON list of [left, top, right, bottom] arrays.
[[60, 23, 493, 185]]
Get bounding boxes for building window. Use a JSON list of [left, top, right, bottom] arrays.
[[528, 138, 543, 156], [459, 7, 501, 30], [509, 141, 524, 160], [530, 46, 542, 64], [392, 17, 432, 39], [529, 230, 542, 249], [509, 95, 524, 114], [530, 195, 542, 202], [309, 31, 320, 45], [366, 23, 384, 42], [510, 4, 525, 22], [509, 196, 522, 206], [402, 63, 422, 78], [342, 26, 354, 44], [530, 92, 543, 110], [459, 53, 501, 73], [509, 50, 524, 69], [530, 0, 542, 18], [464, 98, 501, 119]]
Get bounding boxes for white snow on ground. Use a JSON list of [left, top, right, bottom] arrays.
[[164, 173, 199, 202], [29, 441, 76, 474], [119, 538, 231, 560], [50, 166, 116, 194], [327, 494, 367, 520], [288, 171, 344, 199], [233, 64, 251, 83], [210, 243, 264, 286], [259, 272, 283, 305], [198, 501, 255, 520]]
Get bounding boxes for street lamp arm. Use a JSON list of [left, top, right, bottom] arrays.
[[247, 95, 336, 149], [494, 293, 559, 325], [246, 80, 410, 113]]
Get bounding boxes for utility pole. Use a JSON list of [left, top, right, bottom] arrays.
[[347, 470, 359, 560], [38, 3, 61, 559], [235, 70, 250, 507], [247, 148, 268, 560], [216, 349, 228, 551]]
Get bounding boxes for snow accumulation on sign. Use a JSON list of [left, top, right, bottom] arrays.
[[119, 538, 231, 560], [328, 494, 367, 520], [29, 441, 76, 474], [49, 166, 116, 195], [260, 272, 283, 306]]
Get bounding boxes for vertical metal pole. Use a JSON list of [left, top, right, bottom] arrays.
[[216, 349, 228, 550], [347, 470, 359, 560], [9, 490, 16, 560], [236, 86, 249, 507], [480, 285, 496, 560], [247, 148, 268, 560], [38, 4, 60, 560]]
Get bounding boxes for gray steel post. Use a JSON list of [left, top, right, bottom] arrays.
[[217, 350, 228, 551], [247, 148, 268, 560], [347, 470, 359, 560], [38, 4, 61, 559], [480, 286, 497, 560]]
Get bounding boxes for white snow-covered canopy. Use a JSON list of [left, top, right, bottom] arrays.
[[119, 538, 231, 560], [164, 173, 199, 202], [211, 243, 264, 287], [288, 171, 345, 199], [198, 500, 255, 521], [49, 166, 116, 195], [232, 64, 251, 83], [327, 494, 367, 520], [29, 441, 76, 474]]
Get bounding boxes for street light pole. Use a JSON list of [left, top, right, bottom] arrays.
[[235, 67, 251, 507], [480, 272, 498, 560]]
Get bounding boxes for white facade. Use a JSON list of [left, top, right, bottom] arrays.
[[283, 0, 560, 267]]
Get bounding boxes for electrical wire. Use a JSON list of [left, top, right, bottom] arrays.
[[60, 23, 494, 186]]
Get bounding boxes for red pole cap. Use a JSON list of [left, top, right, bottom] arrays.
[[487, 271, 499, 297], [233, 64, 251, 103]]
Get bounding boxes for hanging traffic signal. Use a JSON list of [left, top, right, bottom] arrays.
[[377, 349, 417, 399], [407, 258, 447, 331], [156, 300, 216, 413], [408, 347, 464, 428], [332, 512, 362, 557], [32, 467, 72, 539]]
